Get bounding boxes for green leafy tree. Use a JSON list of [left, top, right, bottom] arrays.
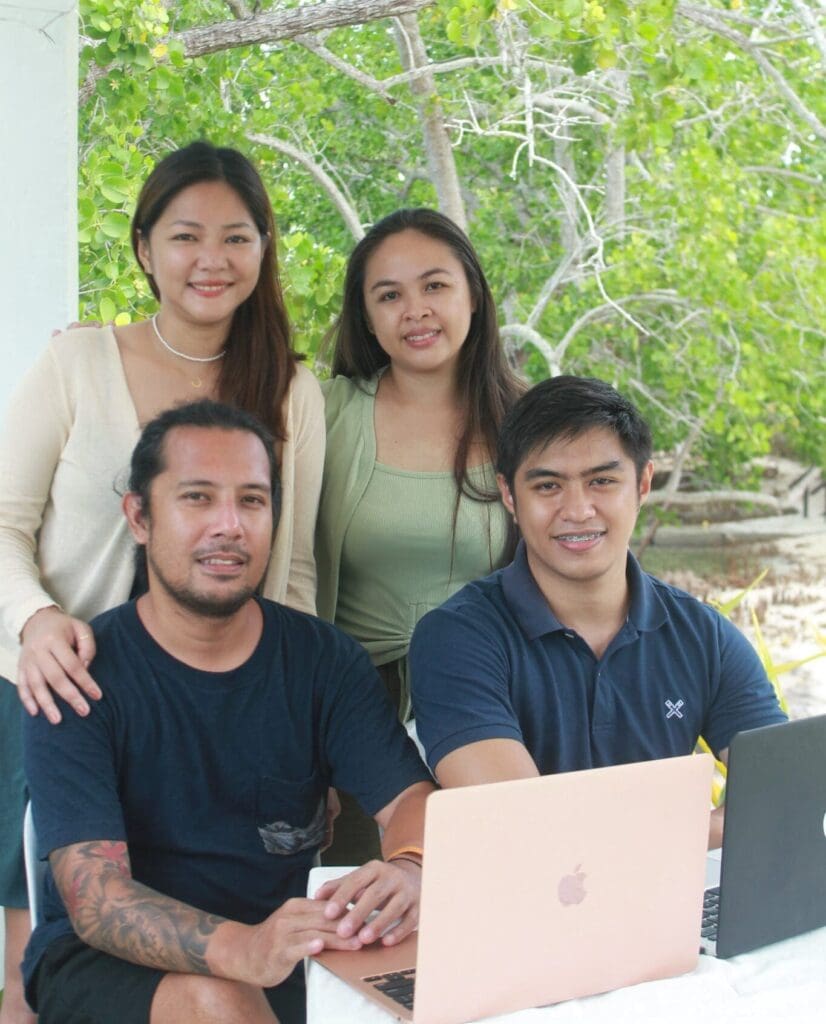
[[77, 0, 825, 497]]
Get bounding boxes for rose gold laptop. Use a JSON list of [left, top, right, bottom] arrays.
[[315, 753, 713, 1024]]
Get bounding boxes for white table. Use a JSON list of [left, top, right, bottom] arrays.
[[306, 860, 826, 1024]]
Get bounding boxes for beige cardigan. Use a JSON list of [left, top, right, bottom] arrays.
[[0, 327, 324, 681]]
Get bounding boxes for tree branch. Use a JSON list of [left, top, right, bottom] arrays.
[[532, 94, 610, 125], [294, 33, 396, 102], [554, 291, 694, 365], [173, 0, 434, 58], [526, 245, 587, 329], [635, 369, 730, 557], [679, 2, 813, 37], [79, 58, 113, 106], [394, 12, 466, 228], [287, 53, 562, 97], [743, 164, 823, 185], [789, 0, 826, 69], [246, 133, 365, 241], [646, 489, 787, 510], [677, 3, 826, 140], [554, 136, 581, 268], [80, 0, 434, 104], [385, 54, 509, 88], [499, 324, 560, 374], [224, 1, 251, 19]]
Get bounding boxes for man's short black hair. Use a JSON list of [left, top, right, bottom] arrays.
[[128, 400, 280, 591], [496, 375, 653, 488]]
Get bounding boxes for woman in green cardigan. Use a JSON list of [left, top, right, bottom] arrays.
[[316, 209, 523, 862]]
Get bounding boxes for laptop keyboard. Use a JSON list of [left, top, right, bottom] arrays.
[[364, 891, 725, 1001], [702, 886, 720, 941], [363, 968, 416, 1010]]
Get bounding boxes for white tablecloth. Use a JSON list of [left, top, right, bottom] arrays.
[[306, 862, 826, 1024]]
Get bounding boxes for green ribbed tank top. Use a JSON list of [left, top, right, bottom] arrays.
[[334, 461, 509, 669]]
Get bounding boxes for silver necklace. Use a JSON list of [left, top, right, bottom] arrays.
[[151, 314, 226, 389]]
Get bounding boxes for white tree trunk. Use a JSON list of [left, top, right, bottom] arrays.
[[554, 136, 579, 268], [394, 13, 466, 228]]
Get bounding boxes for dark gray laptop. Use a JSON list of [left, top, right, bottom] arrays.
[[701, 714, 826, 958]]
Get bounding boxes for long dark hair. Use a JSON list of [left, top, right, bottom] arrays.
[[131, 141, 296, 441], [330, 208, 523, 506]]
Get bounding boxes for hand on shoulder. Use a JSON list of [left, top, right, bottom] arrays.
[[17, 607, 101, 724], [51, 320, 105, 337]]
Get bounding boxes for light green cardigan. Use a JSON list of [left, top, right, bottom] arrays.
[[315, 374, 382, 624]]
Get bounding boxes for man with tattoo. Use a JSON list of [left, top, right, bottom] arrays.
[[21, 401, 433, 1024]]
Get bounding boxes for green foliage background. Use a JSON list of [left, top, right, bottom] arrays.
[[78, 0, 825, 481]]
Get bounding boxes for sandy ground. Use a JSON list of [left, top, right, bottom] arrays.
[[729, 533, 826, 719], [659, 530, 826, 719]]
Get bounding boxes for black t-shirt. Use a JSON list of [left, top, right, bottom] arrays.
[[23, 597, 429, 984]]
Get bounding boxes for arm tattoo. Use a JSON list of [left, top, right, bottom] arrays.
[[50, 841, 225, 975]]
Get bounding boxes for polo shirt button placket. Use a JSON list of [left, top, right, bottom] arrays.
[[592, 665, 616, 739]]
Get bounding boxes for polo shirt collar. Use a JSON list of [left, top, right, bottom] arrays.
[[625, 551, 669, 632], [501, 541, 668, 640], [501, 541, 566, 640]]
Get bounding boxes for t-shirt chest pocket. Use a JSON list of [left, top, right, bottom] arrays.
[[256, 774, 326, 856]]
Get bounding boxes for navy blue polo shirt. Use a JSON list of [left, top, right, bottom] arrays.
[[410, 542, 785, 774]]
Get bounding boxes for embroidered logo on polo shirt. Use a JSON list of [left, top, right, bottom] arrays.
[[665, 699, 685, 720]]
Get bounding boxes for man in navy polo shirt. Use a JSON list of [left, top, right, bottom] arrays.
[[410, 376, 785, 848]]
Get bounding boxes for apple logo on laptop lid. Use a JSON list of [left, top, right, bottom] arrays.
[[558, 864, 587, 906]]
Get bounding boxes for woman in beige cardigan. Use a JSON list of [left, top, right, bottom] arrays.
[[0, 142, 323, 1024]]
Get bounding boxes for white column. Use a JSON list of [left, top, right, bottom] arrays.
[[0, 0, 78, 415], [0, 0, 77, 987]]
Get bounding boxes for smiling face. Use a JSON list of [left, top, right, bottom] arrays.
[[137, 180, 265, 339], [124, 425, 275, 619], [362, 229, 475, 378], [497, 427, 653, 596]]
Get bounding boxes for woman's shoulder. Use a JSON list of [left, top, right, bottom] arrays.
[[48, 325, 118, 361], [320, 372, 377, 406], [42, 323, 120, 380], [286, 360, 324, 412], [289, 359, 322, 394], [320, 375, 378, 441]]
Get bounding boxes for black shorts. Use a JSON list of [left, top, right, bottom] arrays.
[[29, 933, 306, 1024]]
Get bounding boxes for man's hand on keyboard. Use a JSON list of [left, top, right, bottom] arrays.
[[313, 859, 422, 948]]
